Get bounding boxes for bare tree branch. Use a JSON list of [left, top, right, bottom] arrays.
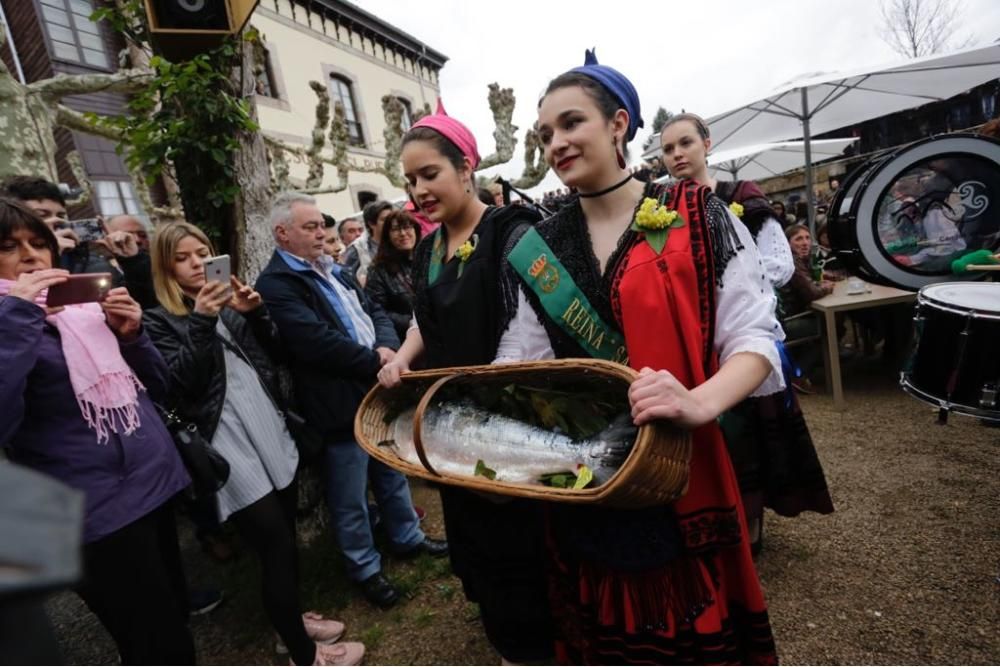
[[477, 83, 517, 170], [511, 128, 550, 189], [64, 151, 92, 206], [54, 104, 125, 141], [30, 68, 153, 100], [305, 80, 330, 189], [379, 94, 405, 187], [879, 0, 974, 58]]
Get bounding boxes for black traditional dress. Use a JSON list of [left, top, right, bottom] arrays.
[[410, 205, 554, 662], [715, 180, 835, 523]]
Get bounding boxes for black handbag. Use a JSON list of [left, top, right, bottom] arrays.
[[156, 404, 230, 496]]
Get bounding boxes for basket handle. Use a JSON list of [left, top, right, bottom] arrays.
[[411, 373, 459, 477]]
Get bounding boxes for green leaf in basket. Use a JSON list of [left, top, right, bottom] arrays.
[[572, 465, 594, 489], [539, 471, 574, 488], [474, 459, 497, 480]]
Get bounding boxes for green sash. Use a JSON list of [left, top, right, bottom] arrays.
[[427, 228, 445, 285], [508, 227, 628, 364]]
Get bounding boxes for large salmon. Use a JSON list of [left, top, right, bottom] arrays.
[[388, 401, 636, 485]]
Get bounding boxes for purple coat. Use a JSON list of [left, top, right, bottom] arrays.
[[0, 296, 190, 543]]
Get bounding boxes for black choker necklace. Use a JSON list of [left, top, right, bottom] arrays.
[[577, 173, 634, 198]]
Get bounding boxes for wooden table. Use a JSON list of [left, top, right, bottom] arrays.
[[810, 281, 917, 408]]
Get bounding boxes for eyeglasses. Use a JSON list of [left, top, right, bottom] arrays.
[[389, 225, 415, 235]]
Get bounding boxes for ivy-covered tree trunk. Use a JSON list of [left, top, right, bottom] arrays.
[[232, 36, 274, 282]]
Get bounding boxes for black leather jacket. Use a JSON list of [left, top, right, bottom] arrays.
[[364, 259, 415, 340], [143, 304, 289, 441]]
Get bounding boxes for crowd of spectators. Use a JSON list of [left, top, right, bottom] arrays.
[[0, 176, 451, 666]]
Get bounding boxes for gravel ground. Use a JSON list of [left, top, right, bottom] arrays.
[[47, 361, 999, 665]]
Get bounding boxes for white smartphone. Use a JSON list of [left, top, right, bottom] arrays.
[[203, 254, 231, 286]]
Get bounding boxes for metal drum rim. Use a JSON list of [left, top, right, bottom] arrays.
[[900, 375, 1000, 421], [917, 281, 1000, 320]]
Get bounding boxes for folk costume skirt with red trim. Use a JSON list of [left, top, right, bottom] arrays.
[[547, 182, 778, 665]]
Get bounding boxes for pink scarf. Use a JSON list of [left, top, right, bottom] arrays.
[[0, 280, 144, 443]]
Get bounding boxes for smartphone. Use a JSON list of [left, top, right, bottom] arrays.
[[46, 273, 113, 307], [69, 218, 107, 244], [203, 254, 231, 286]]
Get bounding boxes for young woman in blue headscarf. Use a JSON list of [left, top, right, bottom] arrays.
[[496, 51, 780, 664]]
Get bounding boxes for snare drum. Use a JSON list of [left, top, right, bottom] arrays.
[[901, 282, 1000, 421]]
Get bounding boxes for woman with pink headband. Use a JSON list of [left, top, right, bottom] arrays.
[[378, 101, 554, 664]]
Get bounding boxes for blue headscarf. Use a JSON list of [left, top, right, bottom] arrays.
[[570, 48, 644, 142]]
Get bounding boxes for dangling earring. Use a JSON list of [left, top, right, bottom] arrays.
[[614, 137, 626, 170]]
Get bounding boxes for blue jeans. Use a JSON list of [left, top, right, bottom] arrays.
[[324, 440, 424, 581]]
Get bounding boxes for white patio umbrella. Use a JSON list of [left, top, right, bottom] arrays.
[[704, 42, 1000, 232], [707, 137, 858, 181]]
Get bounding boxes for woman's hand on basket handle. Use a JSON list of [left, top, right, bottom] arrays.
[[377, 323, 424, 388], [378, 357, 409, 388], [629, 368, 714, 429], [629, 353, 770, 429]]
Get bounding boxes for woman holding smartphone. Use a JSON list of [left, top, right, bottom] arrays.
[[144, 221, 364, 666], [0, 198, 195, 664]]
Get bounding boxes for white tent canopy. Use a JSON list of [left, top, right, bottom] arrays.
[[707, 137, 858, 181], [702, 42, 1000, 230]]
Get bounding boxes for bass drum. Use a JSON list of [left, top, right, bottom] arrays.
[[829, 133, 1000, 290]]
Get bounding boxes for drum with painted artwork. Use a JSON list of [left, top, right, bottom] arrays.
[[829, 133, 1000, 290]]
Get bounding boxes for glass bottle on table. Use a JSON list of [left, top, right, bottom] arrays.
[[810, 247, 824, 283]]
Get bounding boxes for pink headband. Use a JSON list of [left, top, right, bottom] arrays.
[[410, 98, 481, 169]]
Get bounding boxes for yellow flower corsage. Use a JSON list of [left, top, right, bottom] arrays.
[[729, 202, 745, 218], [456, 239, 475, 262], [630, 196, 685, 253], [454, 233, 478, 277], [634, 198, 680, 230]]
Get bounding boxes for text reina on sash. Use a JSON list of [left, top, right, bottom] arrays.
[[560, 297, 628, 365]]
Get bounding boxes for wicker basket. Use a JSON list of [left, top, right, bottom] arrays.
[[354, 359, 691, 508]]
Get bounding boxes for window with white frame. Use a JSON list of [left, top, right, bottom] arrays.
[[93, 180, 142, 217], [39, 0, 109, 68], [398, 98, 413, 131], [329, 75, 365, 147]]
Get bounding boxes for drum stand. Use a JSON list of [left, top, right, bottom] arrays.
[[937, 318, 972, 425]]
